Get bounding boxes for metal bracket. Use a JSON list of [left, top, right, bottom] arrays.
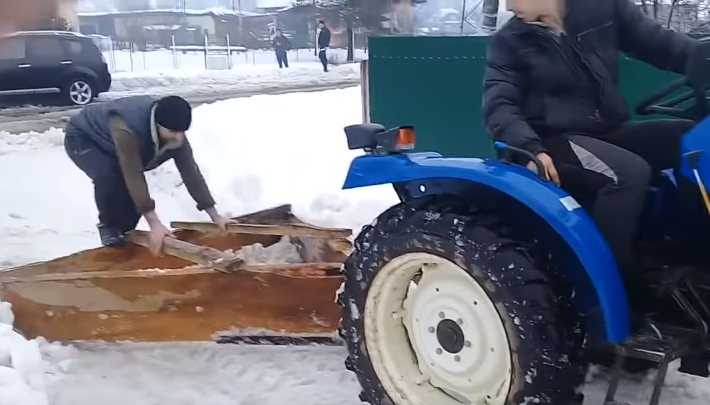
[[603, 325, 693, 405]]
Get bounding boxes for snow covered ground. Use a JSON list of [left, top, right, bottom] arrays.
[[109, 62, 360, 98], [105, 48, 368, 73], [106, 48, 363, 95], [0, 88, 709, 404]]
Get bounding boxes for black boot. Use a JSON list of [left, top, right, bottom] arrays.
[[97, 223, 126, 247], [678, 353, 710, 377]]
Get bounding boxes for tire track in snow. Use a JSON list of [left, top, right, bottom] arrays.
[[0, 81, 359, 135]]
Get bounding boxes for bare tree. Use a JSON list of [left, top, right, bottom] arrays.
[[637, 0, 710, 33]]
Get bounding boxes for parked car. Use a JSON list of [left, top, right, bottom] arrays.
[[0, 30, 111, 106]]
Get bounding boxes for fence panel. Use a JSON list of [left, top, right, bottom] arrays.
[[98, 35, 368, 73]]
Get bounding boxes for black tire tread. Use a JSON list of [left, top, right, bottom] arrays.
[[338, 195, 586, 405]]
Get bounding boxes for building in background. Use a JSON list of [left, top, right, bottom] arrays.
[[256, 0, 291, 9], [57, 0, 80, 30]]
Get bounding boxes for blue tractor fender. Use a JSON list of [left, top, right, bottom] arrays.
[[343, 152, 630, 344]]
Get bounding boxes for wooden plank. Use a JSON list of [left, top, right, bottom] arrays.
[[170, 221, 352, 239], [126, 230, 243, 273], [0, 262, 344, 284], [232, 204, 293, 224]]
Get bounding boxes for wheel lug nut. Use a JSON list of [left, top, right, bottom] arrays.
[[464, 341, 471, 348], [456, 318, 463, 325], [454, 355, 461, 362], [438, 311, 445, 319], [436, 348, 442, 355], [428, 326, 435, 333]]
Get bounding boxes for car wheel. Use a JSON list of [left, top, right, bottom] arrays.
[[64, 78, 95, 106]]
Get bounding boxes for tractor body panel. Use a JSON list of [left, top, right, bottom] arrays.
[[680, 114, 710, 183], [343, 152, 631, 343]]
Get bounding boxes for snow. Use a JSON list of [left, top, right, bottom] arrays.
[[97, 48, 363, 96], [0, 300, 47, 405], [109, 62, 361, 96], [0, 87, 708, 404], [105, 48, 366, 74]]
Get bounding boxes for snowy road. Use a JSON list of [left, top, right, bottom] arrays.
[[0, 62, 360, 134], [0, 82, 357, 134], [1, 87, 709, 405]]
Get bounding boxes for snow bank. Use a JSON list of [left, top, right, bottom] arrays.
[[0, 298, 48, 405], [0, 128, 65, 156], [110, 62, 360, 94], [105, 48, 367, 74]]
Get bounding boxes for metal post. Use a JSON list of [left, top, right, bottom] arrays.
[[480, 0, 500, 35], [460, 0, 467, 34], [204, 33, 209, 69], [238, 0, 243, 46], [109, 36, 117, 73], [226, 34, 232, 69], [171, 34, 178, 69], [129, 42, 134, 72]]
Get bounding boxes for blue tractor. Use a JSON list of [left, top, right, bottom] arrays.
[[336, 62, 710, 404]]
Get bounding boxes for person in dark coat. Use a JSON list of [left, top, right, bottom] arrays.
[[317, 20, 331, 72], [63, 95, 233, 251], [482, 0, 710, 271], [272, 29, 291, 68]]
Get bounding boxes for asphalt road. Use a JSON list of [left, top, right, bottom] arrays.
[[0, 81, 359, 134]]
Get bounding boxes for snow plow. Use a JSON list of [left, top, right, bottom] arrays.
[[0, 204, 351, 344]]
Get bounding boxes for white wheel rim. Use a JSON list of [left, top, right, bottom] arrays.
[[70, 81, 92, 105], [364, 252, 512, 405]]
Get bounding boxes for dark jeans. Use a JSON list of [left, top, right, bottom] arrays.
[[318, 48, 328, 71], [64, 127, 141, 233], [276, 50, 288, 68], [542, 120, 703, 267]]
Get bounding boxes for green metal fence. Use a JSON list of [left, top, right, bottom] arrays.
[[366, 35, 680, 158]]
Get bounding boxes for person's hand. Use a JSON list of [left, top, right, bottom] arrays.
[[211, 214, 237, 231], [205, 207, 236, 231], [148, 221, 173, 255], [527, 152, 560, 186]]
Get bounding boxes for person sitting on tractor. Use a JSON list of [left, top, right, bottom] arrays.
[[64, 95, 233, 252], [482, 0, 710, 271]]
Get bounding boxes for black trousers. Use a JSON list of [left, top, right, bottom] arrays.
[[318, 48, 328, 71], [64, 127, 141, 233], [276, 50, 288, 68], [542, 120, 704, 267]]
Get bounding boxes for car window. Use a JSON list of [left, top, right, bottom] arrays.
[[0, 38, 26, 60], [26, 37, 65, 60], [66, 40, 83, 56]]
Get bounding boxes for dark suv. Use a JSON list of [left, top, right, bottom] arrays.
[[0, 30, 111, 106]]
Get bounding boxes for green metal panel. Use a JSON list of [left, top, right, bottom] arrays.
[[367, 35, 681, 158], [368, 36, 493, 157]]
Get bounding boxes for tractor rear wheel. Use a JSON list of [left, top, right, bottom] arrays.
[[338, 196, 586, 405]]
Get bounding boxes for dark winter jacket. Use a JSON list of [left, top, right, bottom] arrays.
[[318, 27, 331, 49], [69, 96, 179, 169], [482, 0, 697, 155], [273, 35, 290, 53], [67, 95, 215, 214]]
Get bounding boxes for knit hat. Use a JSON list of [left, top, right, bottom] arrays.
[[154, 96, 192, 131]]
